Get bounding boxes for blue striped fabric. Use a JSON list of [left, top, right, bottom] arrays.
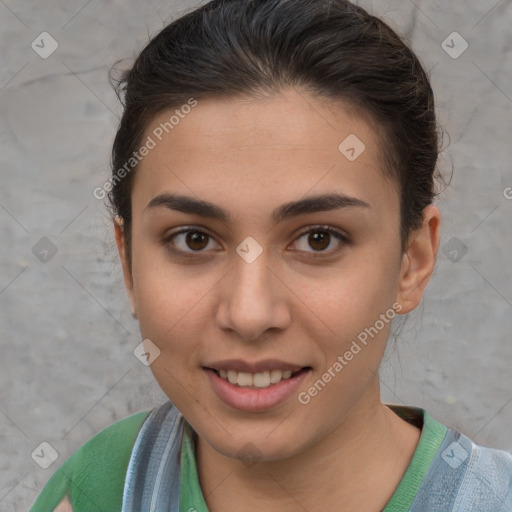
[[121, 401, 512, 511], [122, 401, 184, 512]]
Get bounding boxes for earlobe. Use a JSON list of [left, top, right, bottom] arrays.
[[114, 216, 137, 318], [396, 205, 441, 314]]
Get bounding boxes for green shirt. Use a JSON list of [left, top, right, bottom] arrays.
[[30, 405, 447, 511], [179, 405, 447, 511]]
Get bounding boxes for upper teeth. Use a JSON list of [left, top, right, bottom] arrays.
[[218, 369, 294, 388]]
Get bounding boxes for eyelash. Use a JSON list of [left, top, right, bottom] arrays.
[[162, 225, 349, 259]]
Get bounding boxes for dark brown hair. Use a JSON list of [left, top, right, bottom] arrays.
[[108, 0, 445, 267]]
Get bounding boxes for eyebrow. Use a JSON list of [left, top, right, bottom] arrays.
[[145, 192, 370, 224]]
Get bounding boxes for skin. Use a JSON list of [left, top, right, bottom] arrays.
[[58, 87, 440, 512], [54, 496, 72, 512]]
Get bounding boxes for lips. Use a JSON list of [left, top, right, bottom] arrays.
[[203, 359, 312, 411]]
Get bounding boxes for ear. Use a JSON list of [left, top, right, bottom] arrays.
[[396, 205, 441, 314], [114, 216, 137, 318]]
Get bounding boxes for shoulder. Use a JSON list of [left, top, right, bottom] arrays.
[[30, 410, 150, 512], [413, 422, 512, 512], [72, 410, 150, 463], [454, 437, 512, 511]]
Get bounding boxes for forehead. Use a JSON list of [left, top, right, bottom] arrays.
[[132, 88, 398, 223]]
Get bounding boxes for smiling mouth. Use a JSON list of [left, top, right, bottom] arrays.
[[205, 367, 310, 389]]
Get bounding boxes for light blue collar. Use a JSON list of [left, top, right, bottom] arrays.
[[122, 401, 184, 512]]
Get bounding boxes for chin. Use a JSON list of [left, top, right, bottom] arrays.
[[197, 421, 316, 464]]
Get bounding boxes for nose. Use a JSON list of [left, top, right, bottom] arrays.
[[215, 247, 291, 342]]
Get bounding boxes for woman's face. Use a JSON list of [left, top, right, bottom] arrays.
[[116, 87, 426, 461]]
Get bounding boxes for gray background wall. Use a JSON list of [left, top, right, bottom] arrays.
[[1, 1, 511, 509]]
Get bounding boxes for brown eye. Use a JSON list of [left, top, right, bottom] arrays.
[[164, 228, 220, 255], [292, 226, 348, 255], [308, 230, 330, 251], [185, 231, 209, 251]]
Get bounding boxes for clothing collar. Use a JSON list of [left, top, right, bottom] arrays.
[[122, 401, 447, 512]]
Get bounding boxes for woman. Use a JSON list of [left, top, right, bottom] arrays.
[[30, 0, 512, 510]]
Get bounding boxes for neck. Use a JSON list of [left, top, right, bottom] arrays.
[[196, 383, 421, 512]]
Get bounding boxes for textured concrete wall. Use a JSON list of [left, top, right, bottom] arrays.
[[1, 1, 511, 509]]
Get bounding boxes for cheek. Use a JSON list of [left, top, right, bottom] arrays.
[[300, 254, 399, 337], [135, 270, 207, 349], [132, 240, 206, 327], [130, 249, 202, 370], [295, 254, 401, 400], [133, 263, 211, 411]]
